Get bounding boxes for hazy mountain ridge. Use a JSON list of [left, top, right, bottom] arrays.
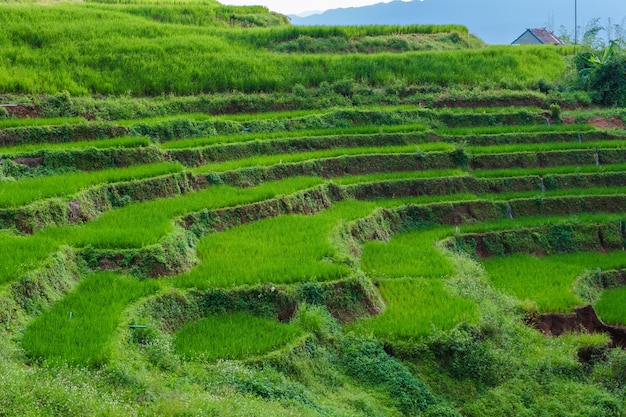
[[289, 0, 626, 44]]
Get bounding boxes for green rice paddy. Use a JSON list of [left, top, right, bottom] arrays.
[[595, 287, 626, 325], [173, 312, 303, 361], [0, 18, 624, 414], [40, 176, 324, 249], [174, 199, 384, 289], [20, 271, 160, 365], [351, 277, 479, 339], [0, 136, 151, 156], [0, 162, 182, 208], [482, 251, 626, 313]]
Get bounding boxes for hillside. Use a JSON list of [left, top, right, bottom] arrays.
[[290, 0, 626, 45], [1, 1, 626, 417]]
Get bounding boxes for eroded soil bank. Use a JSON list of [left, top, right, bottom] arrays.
[[529, 305, 626, 348]]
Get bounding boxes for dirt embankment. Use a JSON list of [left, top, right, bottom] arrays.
[[529, 305, 626, 348], [1, 104, 40, 118]]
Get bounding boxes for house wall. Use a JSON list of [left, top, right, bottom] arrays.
[[512, 31, 542, 44]]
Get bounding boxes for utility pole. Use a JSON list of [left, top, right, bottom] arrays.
[[574, 0, 578, 45]]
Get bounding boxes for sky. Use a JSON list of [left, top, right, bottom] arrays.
[[220, 0, 399, 16]]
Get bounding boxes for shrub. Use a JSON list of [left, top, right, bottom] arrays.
[[586, 58, 626, 106]]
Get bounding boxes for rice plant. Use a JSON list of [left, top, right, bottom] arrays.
[[350, 277, 479, 340], [332, 169, 465, 185], [174, 199, 382, 289], [481, 251, 626, 313], [159, 123, 429, 150], [41, 176, 323, 249], [595, 287, 626, 325], [472, 163, 626, 178], [361, 228, 456, 279], [173, 312, 303, 361], [20, 271, 160, 365], [0, 231, 59, 286], [438, 124, 595, 136], [0, 162, 182, 208], [0, 136, 151, 156], [468, 139, 626, 155], [193, 145, 450, 173], [0, 117, 85, 130]]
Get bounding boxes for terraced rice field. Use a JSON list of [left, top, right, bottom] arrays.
[[1, 100, 625, 416]]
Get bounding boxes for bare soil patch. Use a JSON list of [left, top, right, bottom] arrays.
[[588, 117, 624, 129], [1, 104, 40, 118], [530, 305, 626, 348]]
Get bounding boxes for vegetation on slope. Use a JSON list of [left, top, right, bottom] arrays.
[[0, 1, 625, 416], [0, 1, 567, 95]]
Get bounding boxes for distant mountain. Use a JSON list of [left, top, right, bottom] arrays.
[[289, 0, 626, 45], [293, 10, 324, 18]]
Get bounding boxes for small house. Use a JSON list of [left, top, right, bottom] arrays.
[[512, 28, 565, 45]]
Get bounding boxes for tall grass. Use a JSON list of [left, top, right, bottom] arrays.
[[350, 277, 479, 340], [0, 4, 570, 95], [41, 176, 323, 248], [174, 199, 382, 289], [20, 271, 160, 365], [173, 312, 303, 361], [0, 162, 182, 208]]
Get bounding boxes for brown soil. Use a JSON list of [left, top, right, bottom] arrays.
[[1, 104, 40, 118], [433, 97, 545, 109], [529, 305, 626, 348], [587, 117, 624, 129], [12, 156, 44, 168]]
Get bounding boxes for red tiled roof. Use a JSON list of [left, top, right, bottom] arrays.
[[529, 28, 564, 45]]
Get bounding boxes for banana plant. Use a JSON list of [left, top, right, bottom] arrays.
[[579, 40, 617, 78]]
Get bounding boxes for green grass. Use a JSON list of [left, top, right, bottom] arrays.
[[0, 162, 182, 208], [173, 312, 303, 361], [174, 199, 382, 289], [193, 145, 452, 173], [0, 231, 59, 286], [20, 271, 160, 365], [361, 228, 456, 279], [351, 277, 479, 340], [0, 136, 151, 156], [595, 287, 626, 325], [481, 251, 626, 313], [0, 3, 571, 96], [40, 176, 324, 249]]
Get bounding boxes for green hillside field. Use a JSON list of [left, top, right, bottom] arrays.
[[1, 1, 625, 416]]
